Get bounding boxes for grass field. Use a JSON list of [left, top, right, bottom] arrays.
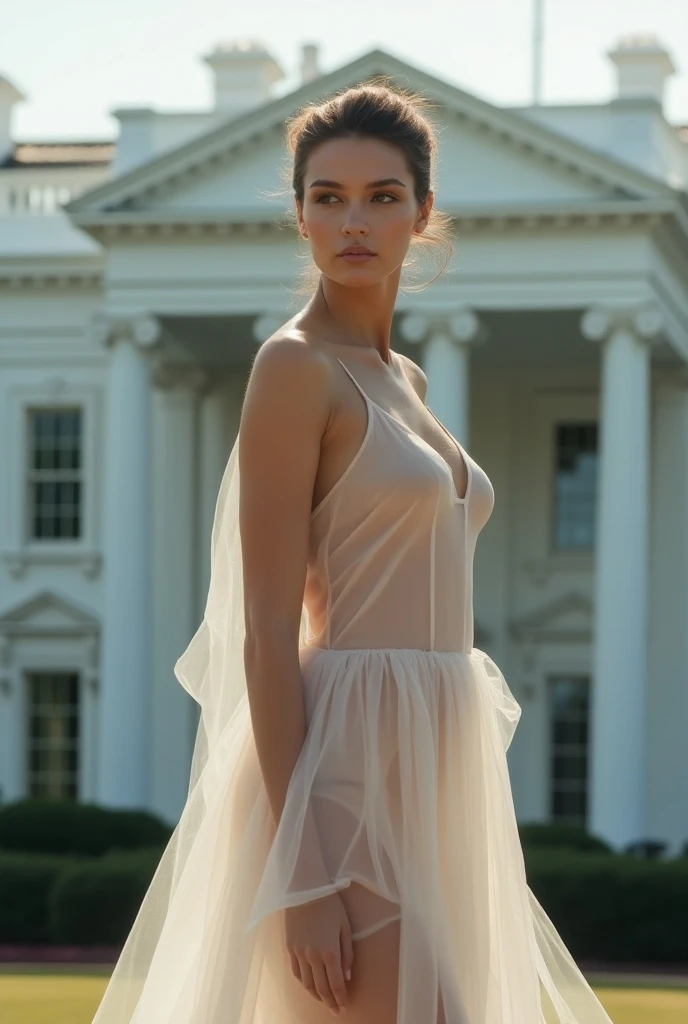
[[0, 972, 687, 1024]]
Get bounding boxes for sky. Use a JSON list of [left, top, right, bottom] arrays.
[[3, 0, 687, 140]]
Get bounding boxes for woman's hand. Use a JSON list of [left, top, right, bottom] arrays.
[[285, 891, 354, 1014]]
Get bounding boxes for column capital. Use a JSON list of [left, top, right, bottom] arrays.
[[91, 311, 168, 350], [580, 301, 665, 347], [399, 306, 488, 348]]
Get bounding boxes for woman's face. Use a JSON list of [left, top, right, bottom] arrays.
[[295, 136, 433, 285]]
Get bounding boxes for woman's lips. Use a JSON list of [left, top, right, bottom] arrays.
[[338, 252, 377, 262]]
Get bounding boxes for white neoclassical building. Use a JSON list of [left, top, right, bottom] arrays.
[[1, 36, 687, 855]]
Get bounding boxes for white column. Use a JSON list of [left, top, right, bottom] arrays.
[[399, 308, 487, 449], [646, 369, 688, 854], [150, 363, 209, 823], [92, 313, 162, 809], [580, 302, 663, 850]]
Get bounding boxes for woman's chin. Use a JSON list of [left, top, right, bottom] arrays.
[[323, 259, 388, 286]]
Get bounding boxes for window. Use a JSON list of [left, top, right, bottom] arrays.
[[549, 675, 590, 826], [26, 671, 80, 800], [552, 423, 598, 551], [27, 408, 83, 541]]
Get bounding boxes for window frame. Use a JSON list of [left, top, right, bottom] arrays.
[[2, 380, 102, 578], [0, 603, 100, 804], [551, 421, 599, 554], [26, 406, 84, 543], [517, 389, 598, 586], [25, 668, 81, 801], [547, 672, 591, 827]]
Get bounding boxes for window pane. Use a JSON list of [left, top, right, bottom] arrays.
[[549, 675, 590, 827], [553, 718, 587, 745], [553, 789, 586, 820], [553, 423, 598, 551], [27, 409, 83, 541], [26, 672, 80, 801]]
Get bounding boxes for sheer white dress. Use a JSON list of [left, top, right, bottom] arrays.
[[90, 354, 615, 1023]]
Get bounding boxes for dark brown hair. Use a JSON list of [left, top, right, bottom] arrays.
[[278, 76, 455, 295]]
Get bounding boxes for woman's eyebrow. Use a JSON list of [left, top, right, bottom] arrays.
[[308, 178, 407, 189]]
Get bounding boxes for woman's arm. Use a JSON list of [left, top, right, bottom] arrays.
[[239, 336, 332, 835], [238, 338, 354, 1014]]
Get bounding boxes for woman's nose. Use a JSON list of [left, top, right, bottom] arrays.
[[342, 213, 369, 234]]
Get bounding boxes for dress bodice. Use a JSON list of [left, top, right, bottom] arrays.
[[303, 357, 495, 653]]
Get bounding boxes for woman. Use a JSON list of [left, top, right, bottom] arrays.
[[92, 82, 615, 1023]]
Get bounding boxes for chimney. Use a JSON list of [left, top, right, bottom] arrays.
[[607, 34, 676, 108], [0, 74, 26, 165], [203, 40, 285, 118], [300, 43, 321, 85]]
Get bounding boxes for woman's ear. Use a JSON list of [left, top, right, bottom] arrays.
[[414, 189, 435, 235], [294, 197, 308, 238]]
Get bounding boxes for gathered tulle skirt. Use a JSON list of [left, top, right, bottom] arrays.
[[91, 645, 614, 1023]]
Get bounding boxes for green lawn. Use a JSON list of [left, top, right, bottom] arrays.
[[0, 974, 108, 1024], [0, 972, 687, 1023]]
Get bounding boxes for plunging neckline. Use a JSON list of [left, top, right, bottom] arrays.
[[335, 355, 473, 507]]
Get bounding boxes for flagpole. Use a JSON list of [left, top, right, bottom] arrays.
[[532, 0, 545, 105]]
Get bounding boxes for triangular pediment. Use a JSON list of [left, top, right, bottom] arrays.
[[509, 591, 592, 644], [66, 48, 672, 228], [0, 589, 99, 636]]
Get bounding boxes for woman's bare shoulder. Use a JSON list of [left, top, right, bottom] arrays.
[[244, 332, 336, 425], [251, 330, 332, 370]]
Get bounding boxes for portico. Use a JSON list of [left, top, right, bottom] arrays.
[[55, 45, 688, 851], [80, 277, 688, 852]]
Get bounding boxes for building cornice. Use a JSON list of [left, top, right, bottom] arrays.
[[0, 254, 104, 289], [3, 196, 686, 289], [67, 195, 680, 241]]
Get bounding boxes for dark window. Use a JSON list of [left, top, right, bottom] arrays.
[[26, 672, 80, 800], [548, 675, 590, 826], [553, 423, 597, 551], [27, 408, 83, 540]]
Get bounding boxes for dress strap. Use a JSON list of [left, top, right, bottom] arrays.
[[335, 357, 370, 406]]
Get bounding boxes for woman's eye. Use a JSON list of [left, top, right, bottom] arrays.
[[314, 193, 398, 204]]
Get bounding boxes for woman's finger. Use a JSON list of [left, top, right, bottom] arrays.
[[298, 957, 320, 1001], [323, 946, 348, 1011], [340, 916, 354, 984], [308, 956, 338, 1012], [288, 948, 301, 982]]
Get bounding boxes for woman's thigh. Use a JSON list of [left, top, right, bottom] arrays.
[[278, 881, 459, 1024], [282, 898, 401, 1023]]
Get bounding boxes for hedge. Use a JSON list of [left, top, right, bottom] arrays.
[[0, 799, 173, 857], [518, 822, 613, 855], [49, 846, 164, 945], [1, 828, 687, 959], [0, 851, 69, 943], [524, 848, 688, 963]]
